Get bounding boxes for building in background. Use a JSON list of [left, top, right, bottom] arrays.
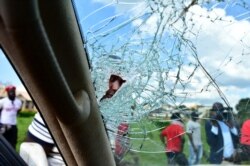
[[0, 85, 36, 111]]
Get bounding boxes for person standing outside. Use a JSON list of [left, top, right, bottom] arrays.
[[24, 112, 65, 165], [234, 119, 250, 162], [240, 119, 250, 149], [186, 111, 202, 165], [0, 85, 22, 149], [160, 112, 188, 165], [114, 122, 130, 163], [205, 102, 239, 164], [100, 74, 126, 101], [99, 74, 129, 165]]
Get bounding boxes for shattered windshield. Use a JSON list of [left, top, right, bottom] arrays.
[[73, 0, 250, 165]]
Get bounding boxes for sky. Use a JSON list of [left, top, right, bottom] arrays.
[[0, 49, 25, 91], [77, 0, 250, 108], [1, 0, 250, 108]]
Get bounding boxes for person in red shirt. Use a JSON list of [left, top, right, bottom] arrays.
[[160, 112, 188, 165], [114, 122, 129, 160], [240, 119, 250, 146], [235, 119, 250, 162]]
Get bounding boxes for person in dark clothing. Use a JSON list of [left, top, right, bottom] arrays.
[[205, 102, 239, 164]]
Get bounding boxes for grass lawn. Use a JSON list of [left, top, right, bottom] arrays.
[[122, 118, 250, 166], [16, 114, 34, 152], [15, 114, 250, 165], [122, 119, 210, 166]]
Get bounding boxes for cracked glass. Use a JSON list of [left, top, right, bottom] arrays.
[[73, 0, 250, 165]]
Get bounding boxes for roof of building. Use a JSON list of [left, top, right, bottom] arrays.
[[0, 86, 31, 101]]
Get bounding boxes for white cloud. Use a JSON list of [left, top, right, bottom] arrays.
[[88, 0, 250, 107], [132, 14, 159, 37], [185, 5, 250, 81], [159, 5, 249, 106]]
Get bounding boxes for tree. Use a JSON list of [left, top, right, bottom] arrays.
[[235, 98, 250, 125]]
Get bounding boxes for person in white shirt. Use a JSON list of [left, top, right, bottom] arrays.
[[25, 112, 65, 166], [186, 111, 202, 165], [0, 85, 22, 149]]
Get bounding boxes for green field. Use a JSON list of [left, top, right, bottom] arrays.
[[122, 119, 210, 166], [16, 114, 34, 152], [16, 116, 249, 165], [14, 117, 213, 165], [121, 118, 250, 166]]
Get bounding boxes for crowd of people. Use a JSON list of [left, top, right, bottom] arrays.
[[160, 102, 250, 166], [100, 75, 250, 166], [1, 83, 250, 166], [0, 75, 129, 166], [0, 86, 65, 165]]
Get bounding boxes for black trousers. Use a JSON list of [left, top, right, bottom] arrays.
[[2, 125, 17, 150], [235, 144, 250, 163], [166, 152, 188, 166]]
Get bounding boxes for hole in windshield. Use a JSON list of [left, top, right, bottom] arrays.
[[73, 0, 250, 165]]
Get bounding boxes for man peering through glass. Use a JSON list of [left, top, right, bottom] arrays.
[[100, 74, 126, 101], [99, 74, 131, 165]]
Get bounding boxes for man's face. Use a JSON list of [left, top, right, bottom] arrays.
[[210, 110, 224, 121], [209, 110, 217, 120], [7, 89, 16, 101], [109, 80, 121, 91], [105, 89, 117, 98], [107, 75, 125, 97], [100, 75, 126, 101]]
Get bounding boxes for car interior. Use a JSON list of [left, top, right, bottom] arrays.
[[0, 0, 250, 166], [0, 0, 115, 165]]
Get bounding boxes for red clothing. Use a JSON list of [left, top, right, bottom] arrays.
[[241, 119, 250, 145], [117, 123, 129, 135], [161, 121, 184, 152], [115, 123, 129, 156]]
